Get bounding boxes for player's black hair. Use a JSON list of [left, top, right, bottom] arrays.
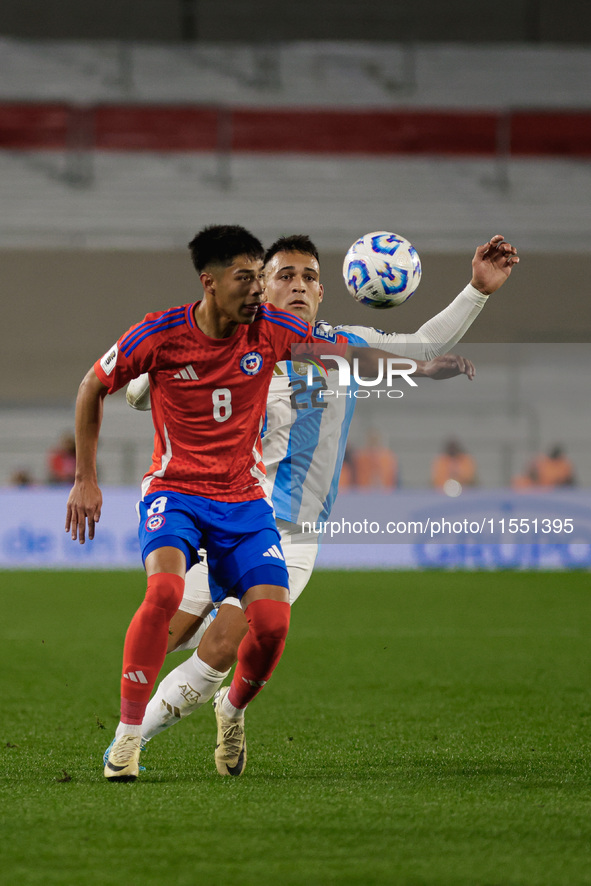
[[188, 225, 264, 273], [264, 234, 320, 266]]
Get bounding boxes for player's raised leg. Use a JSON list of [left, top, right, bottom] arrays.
[[141, 601, 246, 741]]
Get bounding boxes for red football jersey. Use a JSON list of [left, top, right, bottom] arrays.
[[94, 302, 347, 502]]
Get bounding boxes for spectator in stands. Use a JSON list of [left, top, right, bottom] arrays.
[[512, 444, 576, 489], [10, 468, 35, 487], [353, 429, 398, 489], [47, 432, 77, 485], [431, 437, 477, 490], [511, 464, 537, 490], [338, 446, 355, 491]]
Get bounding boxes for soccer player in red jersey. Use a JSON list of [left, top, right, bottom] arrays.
[[66, 224, 362, 781]]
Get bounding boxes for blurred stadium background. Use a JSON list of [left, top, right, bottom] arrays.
[[3, 12, 591, 885], [1, 0, 590, 566]]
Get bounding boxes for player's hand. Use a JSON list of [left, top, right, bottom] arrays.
[[470, 234, 519, 295], [65, 480, 102, 544], [423, 354, 475, 380]]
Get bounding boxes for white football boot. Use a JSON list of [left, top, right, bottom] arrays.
[[212, 687, 247, 777]]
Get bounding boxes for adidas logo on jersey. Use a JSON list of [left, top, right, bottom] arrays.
[[263, 545, 284, 560], [173, 364, 199, 380]]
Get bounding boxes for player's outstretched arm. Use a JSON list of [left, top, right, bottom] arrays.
[[415, 353, 475, 381], [471, 234, 519, 295], [345, 345, 474, 382], [65, 368, 108, 544]]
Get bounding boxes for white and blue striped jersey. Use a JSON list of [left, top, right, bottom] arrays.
[[261, 325, 367, 526]]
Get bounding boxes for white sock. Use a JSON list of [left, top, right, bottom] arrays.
[[221, 693, 246, 721], [142, 652, 229, 741], [173, 611, 216, 653], [115, 722, 143, 740]]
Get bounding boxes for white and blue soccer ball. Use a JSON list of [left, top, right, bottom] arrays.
[[343, 231, 422, 309]]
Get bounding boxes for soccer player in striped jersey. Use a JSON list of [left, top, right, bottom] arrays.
[[135, 233, 518, 775], [67, 224, 386, 782]]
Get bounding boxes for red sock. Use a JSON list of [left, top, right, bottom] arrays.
[[228, 599, 291, 710], [120, 573, 184, 724]]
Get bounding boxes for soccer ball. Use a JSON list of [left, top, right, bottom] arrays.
[[343, 231, 422, 309]]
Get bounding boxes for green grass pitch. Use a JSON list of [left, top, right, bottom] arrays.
[[1, 568, 590, 885]]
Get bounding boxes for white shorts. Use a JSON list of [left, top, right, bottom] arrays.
[[180, 519, 319, 618]]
